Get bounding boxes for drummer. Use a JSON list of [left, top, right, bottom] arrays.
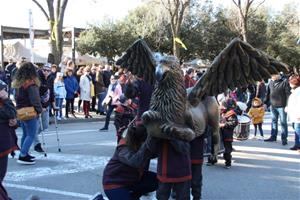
[[219, 98, 239, 169]]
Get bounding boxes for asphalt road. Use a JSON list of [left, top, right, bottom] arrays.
[[3, 113, 300, 200]]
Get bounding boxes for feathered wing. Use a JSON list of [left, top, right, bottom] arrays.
[[188, 37, 289, 105], [116, 39, 156, 84]]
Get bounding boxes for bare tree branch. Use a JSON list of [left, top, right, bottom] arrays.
[[248, 0, 266, 16], [32, 0, 49, 20]]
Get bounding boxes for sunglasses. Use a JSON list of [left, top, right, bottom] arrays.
[[42, 69, 51, 72]]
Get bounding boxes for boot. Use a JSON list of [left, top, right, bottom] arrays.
[[34, 143, 45, 153], [264, 136, 276, 142]]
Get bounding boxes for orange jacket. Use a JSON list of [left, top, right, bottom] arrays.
[[248, 107, 265, 124]]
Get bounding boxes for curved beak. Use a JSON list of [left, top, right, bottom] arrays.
[[155, 64, 167, 82]]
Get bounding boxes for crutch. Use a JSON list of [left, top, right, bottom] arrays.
[[39, 114, 47, 157], [53, 111, 62, 152]]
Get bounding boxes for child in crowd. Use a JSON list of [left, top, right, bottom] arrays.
[[102, 123, 158, 200], [54, 72, 66, 120], [248, 97, 265, 139], [219, 98, 239, 169]]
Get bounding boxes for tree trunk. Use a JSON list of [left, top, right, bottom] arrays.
[[33, 0, 68, 65], [161, 0, 190, 58]]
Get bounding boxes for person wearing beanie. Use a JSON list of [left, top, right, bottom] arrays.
[[286, 75, 300, 150]]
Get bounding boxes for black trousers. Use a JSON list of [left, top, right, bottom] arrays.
[[191, 164, 203, 200], [156, 181, 191, 200], [223, 141, 233, 166], [0, 156, 8, 182], [91, 96, 97, 111], [254, 123, 264, 136], [65, 98, 75, 116]]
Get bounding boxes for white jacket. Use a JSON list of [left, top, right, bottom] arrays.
[[79, 75, 91, 101], [286, 87, 300, 123]]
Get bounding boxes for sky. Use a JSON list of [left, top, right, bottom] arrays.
[[0, 0, 298, 29]]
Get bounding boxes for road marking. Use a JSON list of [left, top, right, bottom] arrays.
[[6, 153, 111, 182], [16, 129, 97, 136], [4, 183, 92, 199]]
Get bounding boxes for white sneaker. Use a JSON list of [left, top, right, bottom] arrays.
[[252, 136, 257, 139], [259, 136, 264, 140], [56, 116, 62, 121]]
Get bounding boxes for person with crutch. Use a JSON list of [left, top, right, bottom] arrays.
[[34, 64, 55, 153]]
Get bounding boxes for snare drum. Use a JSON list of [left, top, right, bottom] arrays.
[[234, 114, 251, 141]]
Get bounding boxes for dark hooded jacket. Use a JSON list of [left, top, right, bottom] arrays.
[[38, 70, 55, 108]]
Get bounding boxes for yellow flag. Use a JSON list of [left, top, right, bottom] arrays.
[[49, 20, 57, 41], [174, 37, 187, 50]]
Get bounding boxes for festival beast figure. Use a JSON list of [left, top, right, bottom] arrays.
[[116, 38, 289, 161]]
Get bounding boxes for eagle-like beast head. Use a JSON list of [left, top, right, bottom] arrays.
[[151, 55, 187, 124]]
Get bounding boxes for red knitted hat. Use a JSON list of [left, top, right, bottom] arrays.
[[289, 75, 300, 87]]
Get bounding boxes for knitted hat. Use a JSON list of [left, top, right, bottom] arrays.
[[289, 75, 300, 87]]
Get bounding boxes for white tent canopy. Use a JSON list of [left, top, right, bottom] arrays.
[[62, 50, 107, 65], [3, 41, 47, 63]]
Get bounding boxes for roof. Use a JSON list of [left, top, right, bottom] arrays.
[[3, 41, 47, 63]]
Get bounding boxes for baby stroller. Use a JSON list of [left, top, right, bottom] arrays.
[[114, 97, 138, 142]]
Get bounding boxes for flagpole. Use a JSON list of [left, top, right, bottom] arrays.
[[29, 9, 34, 63]]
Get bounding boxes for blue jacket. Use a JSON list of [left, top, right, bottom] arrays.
[[64, 75, 79, 99]]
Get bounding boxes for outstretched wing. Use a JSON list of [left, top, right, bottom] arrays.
[[188, 38, 289, 105], [116, 39, 156, 84]]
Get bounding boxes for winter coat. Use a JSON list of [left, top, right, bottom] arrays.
[[15, 80, 43, 114], [102, 138, 154, 190], [54, 81, 67, 99], [79, 75, 92, 101], [248, 106, 265, 124], [95, 71, 106, 95], [64, 75, 79, 99], [157, 139, 191, 183], [103, 82, 122, 106], [38, 70, 55, 108], [286, 87, 300, 123], [124, 79, 153, 119], [220, 110, 238, 142], [264, 78, 291, 108], [0, 99, 19, 158]]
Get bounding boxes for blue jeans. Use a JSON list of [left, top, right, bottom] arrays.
[[270, 106, 288, 141], [55, 98, 63, 117], [98, 91, 107, 113], [20, 117, 39, 156], [292, 123, 300, 147], [34, 108, 49, 145], [103, 104, 115, 129], [104, 171, 157, 200]]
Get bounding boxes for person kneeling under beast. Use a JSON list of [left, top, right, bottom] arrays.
[[102, 123, 158, 200]]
